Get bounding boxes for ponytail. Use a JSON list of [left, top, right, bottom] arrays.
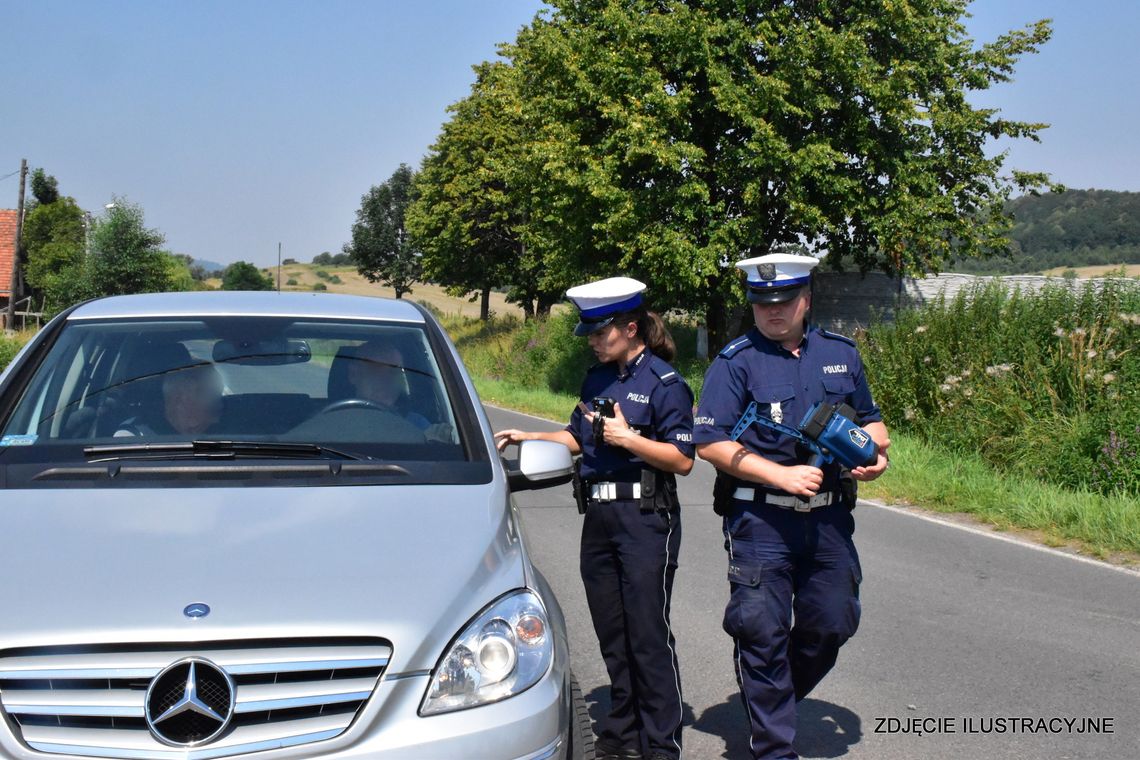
[[613, 308, 676, 363], [639, 310, 676, 362]]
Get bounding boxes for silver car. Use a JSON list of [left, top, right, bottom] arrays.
[[0, 291, 591, 759]]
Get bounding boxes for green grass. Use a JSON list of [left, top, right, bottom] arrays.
[[859, 432, 1140, 558], [470, 376, 578, 423]]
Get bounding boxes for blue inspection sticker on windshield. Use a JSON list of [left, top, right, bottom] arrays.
[[0, 435, 38, 447]]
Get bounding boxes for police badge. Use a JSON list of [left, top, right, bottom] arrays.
[[759, 263, 777, 281]]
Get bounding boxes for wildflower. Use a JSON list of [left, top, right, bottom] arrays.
[[1119, 313, 1140, 325], [1107, 350, 1117, 361], [1073, 327, 1086, 336], [914, 325, 928, 334], [922, 356, 932, 365], [1103, 373, 1116, 384], [1084, 371, 1096, 381], [961, 369, 972, 378], [904, 408, 916, 421], [963, 388, 973, 398], [1053, 327, 1067, 337], [939, 383, 952, 393], [1086, 350, 1097, 359]]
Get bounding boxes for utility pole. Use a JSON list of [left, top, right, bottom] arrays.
[[5, 159, 28, 330], [277, 242, 282, 292]]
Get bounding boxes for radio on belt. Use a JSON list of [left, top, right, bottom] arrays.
[[731, 400, 879, 469]]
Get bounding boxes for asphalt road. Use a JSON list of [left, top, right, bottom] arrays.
[[487, 405, 1140, 760]]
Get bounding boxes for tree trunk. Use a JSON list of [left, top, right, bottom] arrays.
[[479, 286, 491, 321], [705, 297, 729, 356], [536, 292, 557, 317]]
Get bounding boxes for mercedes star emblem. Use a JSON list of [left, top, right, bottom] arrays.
[[145, 658, 235, 747]]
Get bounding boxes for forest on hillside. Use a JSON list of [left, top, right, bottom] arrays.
[[952, 189, 1140, 274]]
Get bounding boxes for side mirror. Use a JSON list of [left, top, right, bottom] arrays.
[[506, 439, 574, 492]]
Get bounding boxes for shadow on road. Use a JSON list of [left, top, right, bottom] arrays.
[[688, 693, 862, 759], [690, 693, 752, 759], [795, 698, 862, 758]]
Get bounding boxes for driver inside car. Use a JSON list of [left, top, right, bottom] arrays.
[[347, 341, 453, 443]]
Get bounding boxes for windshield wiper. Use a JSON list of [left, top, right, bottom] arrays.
[[83, 440, 365, 462]]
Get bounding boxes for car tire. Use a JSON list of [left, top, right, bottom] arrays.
[[566, 672, 594, 760]]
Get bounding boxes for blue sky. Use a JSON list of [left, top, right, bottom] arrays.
[[2, 1, 1137, 268]]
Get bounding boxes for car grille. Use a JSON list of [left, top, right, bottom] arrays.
[[0, 638, 391, 759]]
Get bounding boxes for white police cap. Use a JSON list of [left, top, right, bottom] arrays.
[[736, 253, 820, 304], [565, 276, 647, 336]]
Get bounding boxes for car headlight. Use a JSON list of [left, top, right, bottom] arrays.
[[420, 589, 553, 716]]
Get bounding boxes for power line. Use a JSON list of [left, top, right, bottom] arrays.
[[0, 168, 21, 182]]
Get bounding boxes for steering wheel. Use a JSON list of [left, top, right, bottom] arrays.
[[317, 398, 389, 415]]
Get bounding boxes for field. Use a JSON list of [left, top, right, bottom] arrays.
[[1041, 264, 1140, 278], [206, 263, 545, 319]]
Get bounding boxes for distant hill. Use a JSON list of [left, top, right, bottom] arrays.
[[192, 258, 225, 275], [951, 189, 1140, 274]]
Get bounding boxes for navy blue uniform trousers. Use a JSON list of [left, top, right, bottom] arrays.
[[723, 501, 862, 760], [580, 498, 684, 759]]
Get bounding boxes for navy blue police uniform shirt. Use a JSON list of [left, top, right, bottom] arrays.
[[566, 349, 695, 482], [693, 325, 881, 494]]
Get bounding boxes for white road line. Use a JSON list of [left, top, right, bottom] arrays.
[[484, 403, 563, 425], [862, 500, 1140, 578]]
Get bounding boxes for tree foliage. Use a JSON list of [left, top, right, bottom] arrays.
[[221, 261, 274, 291], [409, 61, 561, 319], [29, 168, 60, 206], [312, 251, 352, 265], [344, 164, 421, 299], [22, 197, 86, 311], [86, 199, 175, 298], [463, 0, 1055, 346]]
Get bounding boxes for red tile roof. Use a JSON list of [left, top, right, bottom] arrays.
[[0, 209, 17, 298]]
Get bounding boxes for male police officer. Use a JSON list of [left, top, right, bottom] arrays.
[[693, 253, 890, 760]]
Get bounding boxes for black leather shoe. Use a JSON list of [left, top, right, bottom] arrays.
[[595, 736, 642, 760]]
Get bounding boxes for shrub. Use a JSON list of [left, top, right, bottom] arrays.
[[315, 269, 330, 280], [286, 278, 298, 286], [312, 282, 327, 291], [861, 277, 1140, 496], [0, 330, 35, 373]]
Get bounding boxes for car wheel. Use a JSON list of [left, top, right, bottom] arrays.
[[566, 672, 594, 760]]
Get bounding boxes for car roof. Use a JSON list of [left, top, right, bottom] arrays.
[[66, 291, 427, 323]]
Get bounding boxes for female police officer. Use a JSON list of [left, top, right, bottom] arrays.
[[693, 253, 890, 760], [495, 277, 694, 760]]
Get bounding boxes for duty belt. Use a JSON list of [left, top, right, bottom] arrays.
[[587, 481, 642, 502], [732, 487, 836, 512]]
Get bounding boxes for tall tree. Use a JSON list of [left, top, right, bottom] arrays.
[[508, 0, 1056, 347], [22, 196, 86, 312], [345, 165, 421, 299], [409, 61, 562, 320], [88, 198, 174, 297]]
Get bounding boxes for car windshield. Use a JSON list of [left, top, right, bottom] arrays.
[[0, 316, 471, 465]]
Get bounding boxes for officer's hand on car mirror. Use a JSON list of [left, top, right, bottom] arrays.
[[584, 402, 638, 448], [494, 429, 527, 451], [778, 464, 824, 497]]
